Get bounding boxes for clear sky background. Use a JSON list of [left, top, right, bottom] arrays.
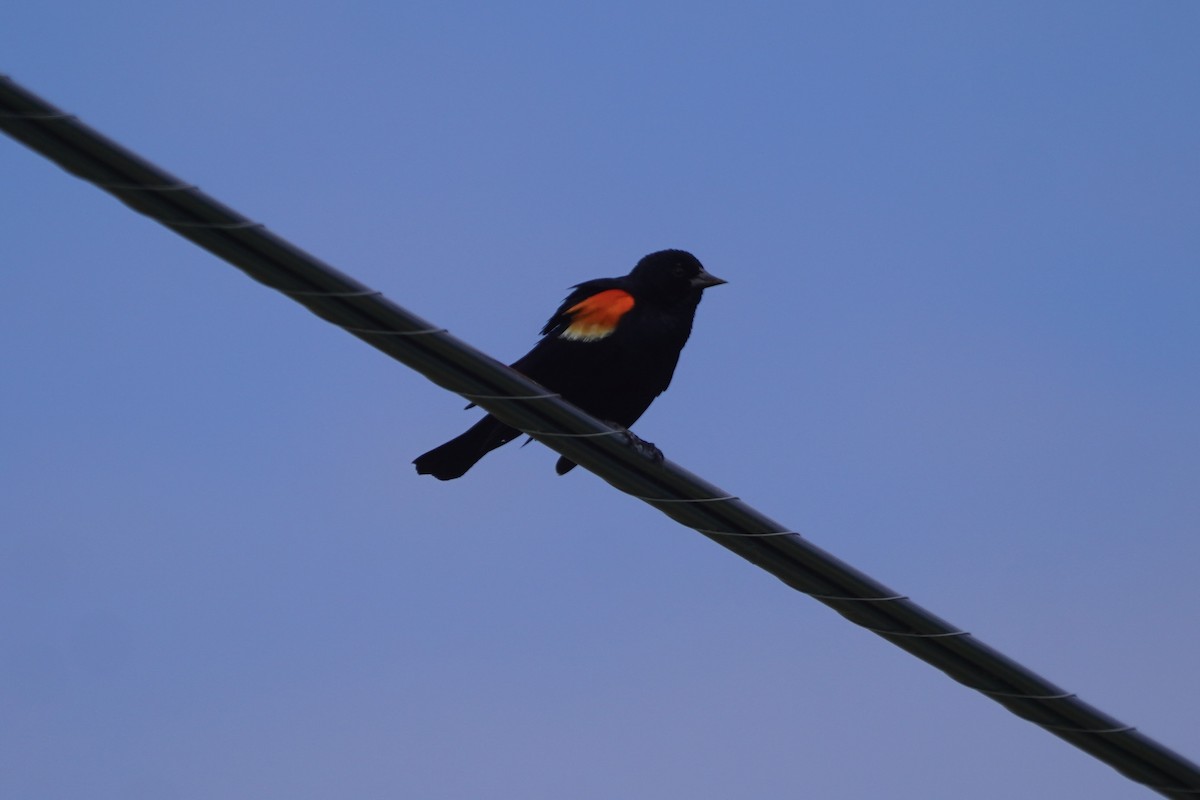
[[3, 3, 1198, 799]]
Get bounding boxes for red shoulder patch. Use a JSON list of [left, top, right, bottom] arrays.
[[560, 289, 635, 341]]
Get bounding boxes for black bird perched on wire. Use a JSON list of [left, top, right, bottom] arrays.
[[414, 249, 726, 480]]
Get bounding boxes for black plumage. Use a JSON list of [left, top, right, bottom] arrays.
[[414, 249, 725, 480]]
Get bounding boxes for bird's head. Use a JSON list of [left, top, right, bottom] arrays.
[[629, 249, 727, 305]]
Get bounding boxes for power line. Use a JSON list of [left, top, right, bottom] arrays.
[[3, 75, 1197, 799]]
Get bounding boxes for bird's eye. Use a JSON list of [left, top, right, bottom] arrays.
[[671, 265, 687, 277]]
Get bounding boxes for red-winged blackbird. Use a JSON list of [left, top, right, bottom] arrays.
[[414, 249, 726, 480]]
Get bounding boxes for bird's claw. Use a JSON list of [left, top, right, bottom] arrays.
[[606, 422, 664, 464]]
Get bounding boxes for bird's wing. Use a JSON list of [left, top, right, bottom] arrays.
[[539, 278, 632, 340]]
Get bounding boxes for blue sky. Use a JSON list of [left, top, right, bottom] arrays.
[[3, 3, 1198, 798]]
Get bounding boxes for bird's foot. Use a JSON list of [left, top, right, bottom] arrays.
[[553, 424, 663, 475], [605, 422, 664, 464]]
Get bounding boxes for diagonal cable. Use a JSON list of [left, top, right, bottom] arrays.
[[2, 75, 1198, 799]]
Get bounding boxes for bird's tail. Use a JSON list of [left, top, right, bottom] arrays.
[[413, 415, 521, 480]]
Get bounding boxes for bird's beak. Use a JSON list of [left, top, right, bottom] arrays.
[[690, 268, 728, 289]]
